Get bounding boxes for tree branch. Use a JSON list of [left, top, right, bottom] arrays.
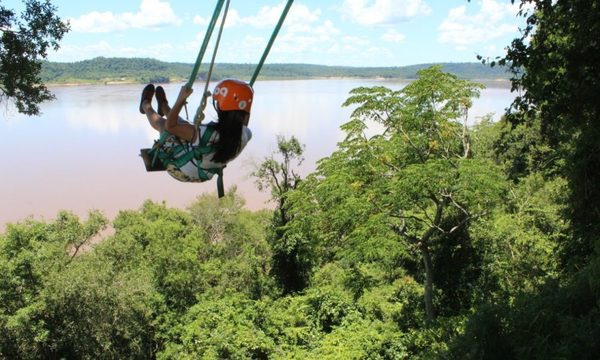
[[268, 165, 283, 196]]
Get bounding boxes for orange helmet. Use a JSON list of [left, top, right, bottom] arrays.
[[213, 79, 254, 113]]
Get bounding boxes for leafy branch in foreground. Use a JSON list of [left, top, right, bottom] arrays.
[[0, 0, 69, 115]]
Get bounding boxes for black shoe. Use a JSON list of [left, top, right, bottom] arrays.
[[155, 86, 168, 116], [139, 84, 155, 114]]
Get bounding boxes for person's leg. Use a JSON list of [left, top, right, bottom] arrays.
[[143, 104, 166, 133], [140, 84, 166, 132], [156, 86, 191, 125]]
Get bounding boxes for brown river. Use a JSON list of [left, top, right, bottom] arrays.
[[0, 79, 514, 231]]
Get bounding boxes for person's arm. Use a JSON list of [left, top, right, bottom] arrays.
[[165, 86, 196, 142]]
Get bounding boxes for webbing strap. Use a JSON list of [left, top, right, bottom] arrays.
[[150, 124, 226, 198], [152, 132, 194, 169], [216, 168, 225, 198], [186, 0, 226, 89], [200, 123, 215, 146], [197, 124, 226, 198], [194, 124, 216, 176], [250, 0, 295, 86], [188, 0, 293, 88], [194, 0, 231, 126]]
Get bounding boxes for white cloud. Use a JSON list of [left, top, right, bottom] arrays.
[[193, 15, 208, 26], [242, 35, 267, 48], [241, 3, 320, 28], [188, 3, 325, 63], [192, 3, 320, 30], [438, 0, 519, 48], [341, 0, 431, 26], [268, 17, 340, 57], [342, 35, 370, 47], [197, 3, 342, 64], [382, 29, 406, 43], [193, 9, 242, 28], [70, 0, 181, 33], [326, 35, 369, 56], [53, 40, 176, 62]]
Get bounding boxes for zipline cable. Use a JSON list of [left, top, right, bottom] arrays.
[[186, 0, 226, 89], [250, 0, 294, 86], [194, 0, 231, 126], [183, 0, 294, 122]]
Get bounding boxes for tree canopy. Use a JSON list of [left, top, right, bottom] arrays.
[[0, 0, 69, 115], [1, 57, 597, 356], [1, 0, 599, 358], [500, 0, 600, 271]]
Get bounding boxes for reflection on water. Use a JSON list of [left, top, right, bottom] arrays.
[[0, 80, 514, 230]]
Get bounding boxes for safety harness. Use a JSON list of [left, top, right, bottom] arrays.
[[141, 122, 225, 197]]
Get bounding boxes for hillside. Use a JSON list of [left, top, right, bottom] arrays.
[[41, 57, 511, 84]]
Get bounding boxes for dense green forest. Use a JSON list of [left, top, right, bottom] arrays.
[[41, 57, 511, 84], [2, 63, 598, 359], [3, 0, 600, 358]]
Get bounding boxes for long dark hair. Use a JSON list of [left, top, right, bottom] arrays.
[[211, 109, 246, 163]]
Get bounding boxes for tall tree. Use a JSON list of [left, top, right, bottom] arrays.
[[253, 135, 310, 293], [0, 211, 108, 358], [481, 0, 600, 270], [449, 1, 600, 357], [254, 135, 304, 229], [0, 0, 69, 115], [345, 66, 506, 324], [287, 66, 505, 324]]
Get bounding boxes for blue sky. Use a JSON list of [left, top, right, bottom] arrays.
[[5, 0, 526, 66]]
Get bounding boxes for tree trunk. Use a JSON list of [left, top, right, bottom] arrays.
[[421, 243, 435, 325]]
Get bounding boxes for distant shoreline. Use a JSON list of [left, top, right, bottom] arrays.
[[42, 57, 513, 87], [46, 76, 512, 89]]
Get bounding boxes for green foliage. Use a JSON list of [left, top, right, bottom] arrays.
[[41, 57, 191, 84], [492, 0, 600, 271], [4, 4, 599, 352], [40, 258, 156, 359], [0, 191, 278, 359], [160, 295, 275, 359], [253, 136, 304, 203], [451, 274, 600, 359], [0, 0, 69, 115], [469, 175, 568, 300], [40, 57, 512, 85], [0, 211, 113, 358], [475, 116, 561, 181], [285, 65, 507, 325], [461, 1, 600, 356], [253, 135, 312, 294]]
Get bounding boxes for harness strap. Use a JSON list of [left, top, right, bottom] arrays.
[[149, 123, 226, 198], [250, 0, 295, 86], [194, 0, 231, 126], [200, 123, 215, 145], [186, 0, 226, 89], [216, 168, 225, 198], [197, 124, 226, 198]]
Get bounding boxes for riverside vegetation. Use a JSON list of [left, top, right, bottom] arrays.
[[40, 57, 511, 85]]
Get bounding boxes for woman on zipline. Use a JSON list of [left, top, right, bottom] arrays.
[[139, 79, 253, 183]]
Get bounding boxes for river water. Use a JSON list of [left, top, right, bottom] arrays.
[[0, 79, 514, 230]]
